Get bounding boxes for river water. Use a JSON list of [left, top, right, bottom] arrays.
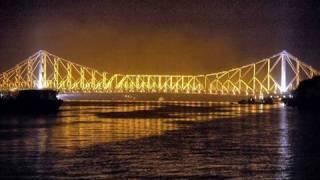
[[0, 101, 319, 179]]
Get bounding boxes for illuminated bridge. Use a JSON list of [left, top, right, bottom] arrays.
[[0, 50, 318, 96]]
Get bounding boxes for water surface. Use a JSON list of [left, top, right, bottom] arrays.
[[0, 101, 319, 179]]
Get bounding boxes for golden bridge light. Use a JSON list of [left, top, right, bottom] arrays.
[[0, 50, 318, 96]]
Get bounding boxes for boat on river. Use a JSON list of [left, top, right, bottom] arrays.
[[238, 97, 274, 105]]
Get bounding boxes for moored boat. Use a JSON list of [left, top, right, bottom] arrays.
[[238, 96, 274, 105]]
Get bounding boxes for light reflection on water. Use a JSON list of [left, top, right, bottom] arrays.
[[0, 101, 308, 178], [36, 102, 276, 152]]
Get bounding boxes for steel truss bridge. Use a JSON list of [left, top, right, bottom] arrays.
[[0, 50, 318, 96]]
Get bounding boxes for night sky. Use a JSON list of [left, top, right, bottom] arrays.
[[0, 0, 319, 74]]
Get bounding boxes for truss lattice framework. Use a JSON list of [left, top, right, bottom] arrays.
[[0, 50, 318, 95]]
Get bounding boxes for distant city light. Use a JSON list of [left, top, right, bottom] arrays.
[[259, 94, 264, 99], [57, 93, 81, 100]]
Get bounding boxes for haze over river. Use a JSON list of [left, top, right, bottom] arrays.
[[0, 101, 319, 179]]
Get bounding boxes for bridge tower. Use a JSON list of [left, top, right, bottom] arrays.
[[280, 51, 287, 93], [37, 50, 47, 89]]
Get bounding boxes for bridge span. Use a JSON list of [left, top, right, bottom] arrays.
[[0, 50, 318, 96]]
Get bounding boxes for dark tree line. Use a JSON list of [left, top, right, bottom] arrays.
[[287, 76, 320, 109]]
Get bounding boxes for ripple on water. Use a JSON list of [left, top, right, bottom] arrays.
[[0, 102, 314, 178]]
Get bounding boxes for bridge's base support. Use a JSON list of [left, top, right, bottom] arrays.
[[58, 93, 249, 102]]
